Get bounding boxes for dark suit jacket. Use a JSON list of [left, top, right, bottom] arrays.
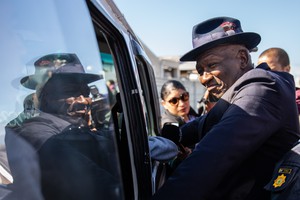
[[153, 63, 300, 200]]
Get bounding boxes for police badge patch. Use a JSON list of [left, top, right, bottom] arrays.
[[265, 166, 298, 192], [264, 141, 300, 199], [272, 167, 293, 188], [273, 174, 286, 188]]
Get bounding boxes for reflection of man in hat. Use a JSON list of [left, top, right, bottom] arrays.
[[154, 17, 300, 199], [5, 54, 119, 199], [7, 53, 87, 128], [6, 54, 178, 199], [13, 53, 101, 149], [21, 53, 83, 90]]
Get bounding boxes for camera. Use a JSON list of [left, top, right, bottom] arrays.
[[89, 85, 110, 128]]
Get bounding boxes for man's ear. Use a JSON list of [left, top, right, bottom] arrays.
[[284, 65, 291, 73], [238, 49, 249, 69]]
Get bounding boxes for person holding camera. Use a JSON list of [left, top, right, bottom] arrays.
[[5, 53, 118, 199], [12, 53, 101, 149]]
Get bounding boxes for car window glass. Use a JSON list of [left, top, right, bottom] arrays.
[[0, 1, 124, 199]]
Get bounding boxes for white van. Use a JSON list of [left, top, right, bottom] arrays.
[[0, 0, 169, 199]]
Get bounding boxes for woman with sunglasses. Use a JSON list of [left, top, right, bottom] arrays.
[[161, 80, 198, 127], [160, 80, 198, 175]]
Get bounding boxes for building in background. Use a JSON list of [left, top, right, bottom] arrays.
[[142, 43, 205, 111], [99, 38, 205, 111]]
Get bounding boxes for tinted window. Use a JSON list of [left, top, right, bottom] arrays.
[[0, 1, 123, 199]]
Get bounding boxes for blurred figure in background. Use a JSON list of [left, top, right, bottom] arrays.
[[258, 47, 290, 72], [106, 79, 118, 106], [258, 47, 300, 120], [106, 79, 118, 96]]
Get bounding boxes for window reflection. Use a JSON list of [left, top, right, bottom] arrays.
[[0, 1, 124, 199]]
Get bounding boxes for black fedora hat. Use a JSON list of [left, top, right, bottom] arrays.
[[21, 53, 102, 89], [180, 16, 261, 61]]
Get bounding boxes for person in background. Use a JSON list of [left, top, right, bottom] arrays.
[[160, 80, 198, 174], [106, 79, 118, 106], [258, 47, 300, 120], [106, 79, 118, 95], [154, 16, 300, 200], [160, 80, 198, 127], [258, 47, 290, 72], [258, 48, 300, 199], [6, 93, 40, 128]]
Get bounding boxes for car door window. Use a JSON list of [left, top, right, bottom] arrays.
[[89, 2, 154, 198], [0, 1, 124, 199]]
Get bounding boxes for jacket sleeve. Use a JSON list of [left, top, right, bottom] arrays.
[[180, 116, 205, 146], [153, 71, 287, 199], [148, 136, 178, 163]]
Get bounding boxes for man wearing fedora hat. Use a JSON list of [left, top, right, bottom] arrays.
[[154, 17, 300, 199], [7, 53, 89, 128]]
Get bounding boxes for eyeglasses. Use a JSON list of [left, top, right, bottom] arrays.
[[167, 92, 189, 106]]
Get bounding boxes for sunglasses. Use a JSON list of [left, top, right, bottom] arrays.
[[167, 92, 189, 106]]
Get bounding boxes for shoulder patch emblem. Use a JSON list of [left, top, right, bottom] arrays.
[[273, 174, 286, 188]]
